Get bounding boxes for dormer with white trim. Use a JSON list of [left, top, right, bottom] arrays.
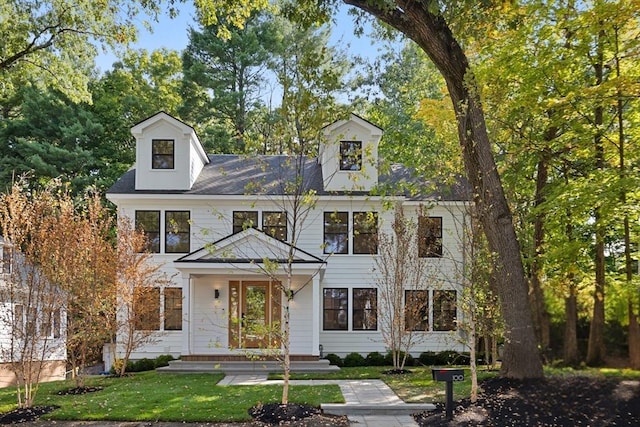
[[319, 114, 383, 192], [131, 112, 209, 191]]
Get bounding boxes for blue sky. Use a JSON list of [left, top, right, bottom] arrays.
[[95, 3, 390, 73]]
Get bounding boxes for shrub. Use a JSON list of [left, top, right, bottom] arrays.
[[419, 351, 439, 366], [343, 352, 366, 367], [365, 351, 386, 366], [154, 354, 175, 368], [325, 353, 343, 367], [130, 358, 156, 372]]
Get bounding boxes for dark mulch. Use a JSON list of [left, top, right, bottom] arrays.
[[56, 386, 103, 396], [414, 376, 640, 426], [382, 369, 413, 375], [0, 406, 58, 424], [248, 403, 348, 426]]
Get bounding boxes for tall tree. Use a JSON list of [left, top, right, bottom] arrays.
[[197, 0, 544, 379]]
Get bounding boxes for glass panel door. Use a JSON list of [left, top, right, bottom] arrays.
[[241, 282, 268, 348]]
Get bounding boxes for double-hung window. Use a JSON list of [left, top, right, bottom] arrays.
[[263, 212, 287, 241], [135, 211, 160, 253], [353, 212, 378, 254], [134, 287, 161, 331], [323, 288, 348, 330], [152, 139, 175, 169], [433, 290, 457, 331], [352, 288, 377, 330], [2, 246, 11, 274], [164, 288, 183, 331], [323, 212, 349, 254], [165, 211, 190, 253], [340, 141, 362, 171], [405, 290, 429, 331]]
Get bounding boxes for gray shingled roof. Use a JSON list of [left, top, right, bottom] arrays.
[[107, 154, 470, 201]]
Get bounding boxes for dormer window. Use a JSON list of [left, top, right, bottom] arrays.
[[152, 139, 175, 169], [340, 141, 362, 171]]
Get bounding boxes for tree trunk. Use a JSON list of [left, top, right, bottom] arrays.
[[563, 290, 580, 366], [586, 36, 606, 366], [346, 0, 543, 378], [530, 148, 552, 355]]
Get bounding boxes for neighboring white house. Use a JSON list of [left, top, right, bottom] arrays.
[[106, 112, 470, 364], [0, 236, 67, 387]]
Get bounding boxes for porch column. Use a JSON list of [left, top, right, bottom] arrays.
[[181, 273, 191, 355], [312, 274, 320, 356]]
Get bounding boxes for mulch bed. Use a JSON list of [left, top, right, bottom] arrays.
[[0, 406, 58, 424], [414, 376, 640, 426]]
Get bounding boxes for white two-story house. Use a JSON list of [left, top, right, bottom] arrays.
[[106, 112, 470, 365]]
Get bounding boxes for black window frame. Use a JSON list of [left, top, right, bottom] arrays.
[[433, 290, 457, 331], [339, 140, 362, 171], [165, 211, 190, 253], [418, 216, 443, 258], [323, 211, 349, 254], [134, 287, 161, 331], [2, 246, 11, 274], [263, 211, 287, 241], [164, 288, 183, 331], [404, 290, 429, 331], [323, 288, 348, 331], [151, 139, 175, 169], [352, 288, 377, 331], [135, 210, 161, 253], [353, 211, 378, 254], [233, 211, 258, 234]]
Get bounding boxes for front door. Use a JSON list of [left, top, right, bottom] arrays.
[[229, 280, 281, 349]]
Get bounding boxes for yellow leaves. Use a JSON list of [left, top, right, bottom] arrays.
[[194, 0, 272, 39]]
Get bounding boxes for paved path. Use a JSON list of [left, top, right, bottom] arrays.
[[220, 375, 435, 427]]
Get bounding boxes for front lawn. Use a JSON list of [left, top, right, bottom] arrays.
[[0, 372, 344, 423]]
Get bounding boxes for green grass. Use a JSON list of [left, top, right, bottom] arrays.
[[0, 372, 344, 423]]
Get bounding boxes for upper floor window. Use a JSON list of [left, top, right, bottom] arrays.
[[340, 141, 362, 171], [152, 139, 175, 169], [233, 211, 258, 234], [418, 216, 443, 258], [433, 290, 457, 331], [165, 211, 190, 253], [353, 288, 377, 331], [353, 212, 378, 254], [263, 212, 287, 241], [324, 212, 349, 254], [135, 210, 160, 253], [323, 288, 348, 330]]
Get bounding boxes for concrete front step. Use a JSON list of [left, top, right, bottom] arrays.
[[157, 359, 339, 374], [321, 403, 436, 416]]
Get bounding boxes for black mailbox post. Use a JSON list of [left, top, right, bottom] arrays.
[[431, 368, 464, 419]]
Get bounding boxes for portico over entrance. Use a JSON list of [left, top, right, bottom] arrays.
[[174, 228, 326, 358]]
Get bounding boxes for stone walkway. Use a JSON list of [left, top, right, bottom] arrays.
[[220, 375, 436, 427]]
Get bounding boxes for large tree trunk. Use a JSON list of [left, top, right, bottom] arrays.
[[564, 290, 580, 366], [346, 0, 543, 379]]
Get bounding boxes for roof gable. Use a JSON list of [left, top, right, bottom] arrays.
[[176, 228, 325, 264]]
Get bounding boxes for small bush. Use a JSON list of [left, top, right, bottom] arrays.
[[130, 358, 156, 372], [365, 351, 386, 366], [154, 354, 175, 368], [324, 353, 343, 367], [343, 352, 366, 367], [419, 351, 439, 366]]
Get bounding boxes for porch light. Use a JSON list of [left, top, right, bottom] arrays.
[[214, 289, 220, 299]]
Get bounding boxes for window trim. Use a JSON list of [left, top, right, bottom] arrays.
[[233, 211, 258, 234], [323, 211, 349, 254], [134, 287, 161, 331], [404, 290, 430, 332], [151, 139, 175, 169], [165, 210, 191, 253], [353, 212, 378, 255], [263, 211, 288, 241], [164, 288, 183, 331], [352, 288, 377, 331], [135, 210, 161, 253], [418, 216, 443, 258], [323, 288, 349, 331], [433, 290, 457, 331], [339, 140, 362, 171]]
